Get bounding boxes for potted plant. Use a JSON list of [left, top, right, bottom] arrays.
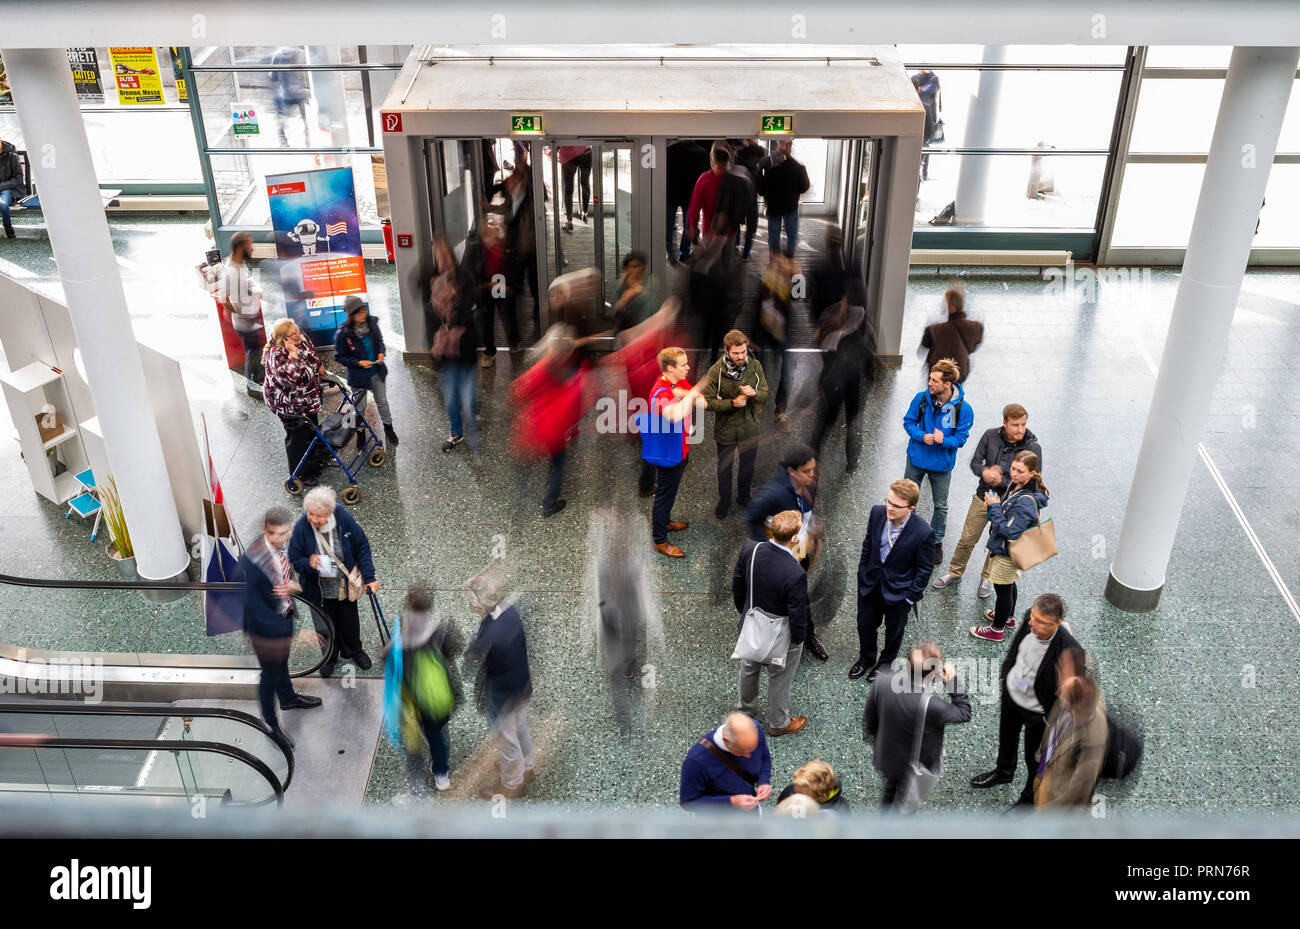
[[100, 476, 138, 581]]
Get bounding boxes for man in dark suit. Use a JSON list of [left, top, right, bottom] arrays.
[[733, 510, 810, 737], [240, 507, 322, 746], [864, 642, 971, 807], [850, 479, 935, 682], [970, 593, 1079, 808]]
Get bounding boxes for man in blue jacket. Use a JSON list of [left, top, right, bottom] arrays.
[[903, 358, 974, 562], [240, 507, 322, 744], [850, 479, 935, 682], [334, 295, 398, 447], [680, 712, 772, 811]]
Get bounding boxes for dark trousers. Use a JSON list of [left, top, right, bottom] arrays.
[[716, 440, 757, 509], [407, 713, 451, 780], [759, 344, 792, 415], [562, 150, 593, 221], [992, 582, 1018, 629], [319, 596, 362, 664], [652, 458, 687, 544], [638, 459, 657, 496], [856, 586, 911, 668], [477, 296, 519, 355], [880, 775, 904, 808], [249, 632, 295, 733], [280, 413, 322, 480], [996, 687, 1047, 804], [237, 330, 264, 383], [545, 448, 567, 508], [740, 192, 759, 258], [508, 255, 540, 333], [811, 377, 862, 471]]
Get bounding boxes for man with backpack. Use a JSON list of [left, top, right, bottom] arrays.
[[902, 358, 974, 563]]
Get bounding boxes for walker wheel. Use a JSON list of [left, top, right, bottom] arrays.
[[285, 478, 304, 496], [367, 448, 387, 468], [341, 485, 361, 505]]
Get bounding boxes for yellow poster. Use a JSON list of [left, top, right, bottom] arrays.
[[108, 47, 165, 105]]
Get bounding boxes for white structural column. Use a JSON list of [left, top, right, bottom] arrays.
[[1106, 47, 1299, 612], [953, 45, 1006, 225], [2, 48, 189, 582]]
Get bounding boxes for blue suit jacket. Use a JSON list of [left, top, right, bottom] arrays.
[[287, 505, 376, 605], [732, 539, 809, 645], [857, 505, 935, 605], [240, 535, 294, 639]]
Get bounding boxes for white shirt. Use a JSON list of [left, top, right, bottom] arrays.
[[219, 259, 262, 331], [1007, 630, 1055, 714]]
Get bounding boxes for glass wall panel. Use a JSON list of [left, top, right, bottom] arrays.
[[898, 45, 1127, 66], [1144, 46, 1233, 68], [915, 153, 1107, 229]]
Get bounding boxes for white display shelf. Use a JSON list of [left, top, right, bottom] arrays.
[[40, 425, 80, 452], [0, 361, 63, 393], [52, 470, 82, 505]]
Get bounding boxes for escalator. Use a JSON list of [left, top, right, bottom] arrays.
[[0, 701, 292, 807]]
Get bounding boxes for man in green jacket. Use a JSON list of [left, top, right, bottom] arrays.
[[702, 330, 770, 519]]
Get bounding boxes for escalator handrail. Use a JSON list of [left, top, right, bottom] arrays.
[[0, 571, 337, 679], [0, 700, 294, 792], [0, 736, 285, 806]]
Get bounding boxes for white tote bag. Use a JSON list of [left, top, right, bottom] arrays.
[[899, 692, 941, 812], [730, 541, 792, 668]]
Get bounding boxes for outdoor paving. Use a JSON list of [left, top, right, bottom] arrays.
[[1, 213, 1298, 816]]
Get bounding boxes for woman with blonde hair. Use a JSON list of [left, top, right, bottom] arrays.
[[970, 450, 1049, 642], [263, 318, 328, 486], [776, 759, 848, 812]]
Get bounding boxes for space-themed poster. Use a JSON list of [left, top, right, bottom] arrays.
[[266, 166, 367, 347]]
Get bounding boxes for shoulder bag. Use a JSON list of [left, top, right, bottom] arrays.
[[899, 691, 940, 812], [313, 527, 365, 602], [729, 542, 792, 668], [1008, 495, 1057, 571], [699, 738, 758, 789]]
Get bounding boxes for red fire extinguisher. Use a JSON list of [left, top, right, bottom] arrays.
[[381, 218, 395, 263]]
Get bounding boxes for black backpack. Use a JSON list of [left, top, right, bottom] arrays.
[[712, 169, 752, 234], [1099, 713, 1143, 780]]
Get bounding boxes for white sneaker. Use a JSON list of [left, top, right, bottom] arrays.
[[932, 573, 959, 589], [977, 579, 993, 599], [434, 774, 451, 791]]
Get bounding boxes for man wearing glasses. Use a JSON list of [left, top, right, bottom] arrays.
[[849, 479, 936, 682]]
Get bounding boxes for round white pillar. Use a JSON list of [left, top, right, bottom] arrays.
[[2, 48, 189, 582], [1106, 47, 1300, 611], [954, 45, 1007, 225]]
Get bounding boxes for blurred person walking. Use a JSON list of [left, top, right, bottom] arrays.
[[1034, 647, 1108, 810], [933, 404, 1043, 597], [863, 642, 971, 809], [462, 564, 535, 799], [217, 231, 265, 385], [679, 712, 772, 812], [334, 295, 398, 447], [666, 139, 710, 262], [557, 144, 593, 231], [754, 251, 800, 432], [902, 358, 974, 562], [810, 281, 875, 474], [733, 511, 811, 736], [592, 503, 651, 737], [920, 286, 983, 383], [288, 486, 379, 677], [732, 138, 766, 261], [240, 506, 322, 746], [428, 236, 483, 465], [701, 329, 769, 519]]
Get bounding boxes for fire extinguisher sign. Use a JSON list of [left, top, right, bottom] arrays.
[[381, 112, 402, 133]]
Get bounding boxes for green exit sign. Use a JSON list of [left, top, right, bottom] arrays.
[[510, 114, 543, 135], [760, 114, 794, 135]]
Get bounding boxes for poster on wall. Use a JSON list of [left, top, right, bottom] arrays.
[[0, 55, 11, 105], [169, 47, 187, 102], [67, 48, 105, 104], [266, 166, 367, 347], [108, 47, 165, 105], [232, 104, 260, 136]]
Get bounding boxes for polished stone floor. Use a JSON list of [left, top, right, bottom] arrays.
[[1, 213, 1298, 815]]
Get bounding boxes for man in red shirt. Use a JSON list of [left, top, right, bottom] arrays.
[[649, 347, 703, 558], [686, 142, 734, 247]]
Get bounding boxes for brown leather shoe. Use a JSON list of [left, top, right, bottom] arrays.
[[653, 542, 685, 558], [805, 632, 829, 662], [666, 520, 688, 532], [767, 716, 808, 737], [478, 778, 528, 800]]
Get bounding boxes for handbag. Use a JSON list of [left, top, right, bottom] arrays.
[[729, 542, 792, 668], [898, 691, 940, 812], [1008, 496, 1057, 571], [931, 118, 945, 144], [313, 527, 364, 602], [634, 385, 686, 467]]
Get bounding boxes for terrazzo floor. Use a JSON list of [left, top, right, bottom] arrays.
[[1, 213, 1298, 816]]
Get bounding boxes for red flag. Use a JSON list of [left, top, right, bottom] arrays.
[[208, 453, 224, 504]]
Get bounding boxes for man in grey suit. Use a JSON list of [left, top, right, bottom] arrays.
[[863, 642, 971, 808]]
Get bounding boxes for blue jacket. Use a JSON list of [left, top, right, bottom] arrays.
[[464, 604, 532, 711], [857, 504, 935, 605], [239, 535, 294, 639], [287, 505, 377, 605], [679, 726, 772, 810], [903, 381, 973, 473], [334, 317, 388, 389], [744, 468, 811, 541], [985, 482, 1049, 557]]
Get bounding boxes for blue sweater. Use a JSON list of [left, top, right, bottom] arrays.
[[679, 727, 772, 809], [903, 381, 974, 473]]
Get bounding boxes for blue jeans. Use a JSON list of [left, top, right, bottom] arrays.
[[768, 212, 799, 256], [439, 361, 481, 454], [407, 714, 450, 780], [0, 189, 13, 226], [904, 459, 952, 544]]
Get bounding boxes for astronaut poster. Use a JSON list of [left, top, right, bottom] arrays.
[[266, 166, 367, 347]]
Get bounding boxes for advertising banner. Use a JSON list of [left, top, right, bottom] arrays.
[[169, 47, 188, 102], [0, 55, 11, 105], [108, 47, 165, 105], [67, 48, 105, 104], [266, 166, 367, 347]]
